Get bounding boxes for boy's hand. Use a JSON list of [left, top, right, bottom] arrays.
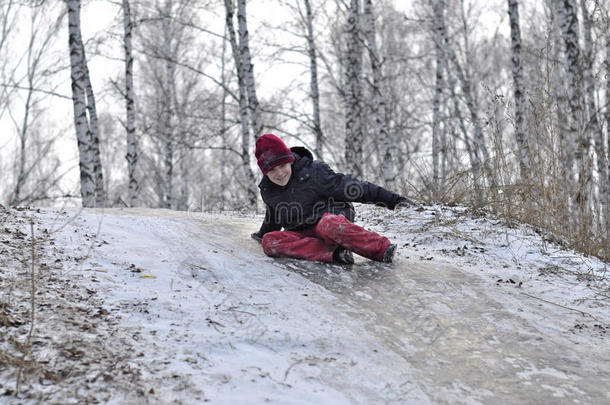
[[395, 196, 418, 209], [251, 232, 263, 243]]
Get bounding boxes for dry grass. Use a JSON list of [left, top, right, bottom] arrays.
[[0, 205, 146, 402], [408, 62, 610, 263]]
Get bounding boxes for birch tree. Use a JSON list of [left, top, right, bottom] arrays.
[[344, 0, 364, 178], [67, 0, 103, 208], [220, 25, 228, 211], [122, 0, 138, 207], [580, 0, 604, 227], [598, 17, 610, 230], [363, 0, 393, 188], [556, 0, 588, 218], [225, 0, 257, 207], [303, 0, 324, 159], [161, 0, 175, 209], [508, 0, 530, 180], [81, 43, 104, 207], [175, 91, 188, 211], [237, 0, 263, 139], [580, 0, 602, 142], [430, 0, 445, 200]]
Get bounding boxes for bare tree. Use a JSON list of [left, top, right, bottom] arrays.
[[508, 0, 530, 180], [435, 0, 485, 196], [344, 0, 364, 178], [81, 42, 105, 207], [161, 0, 175, 209], [220, 24, 229, 211], [237, 0, 263, 139], [173, 71, 198, 211], [135, 0, 207, 209], [598, 10, 610, 229], [225, 0, 257, 207], [122, 0, 139, 207], [430, 0, 445, 200], [580, 0, 604, 228], [457, 0, 491, 177], [10, 5, 63, 205], [303, 0, 324, 159], [256, 0, 325, 159], [67, 0, 103, 208], [363, 0, 394, 188], [176, 107, 188, 211], [556, 0, 589, 225], [580, 0, 603, 143], [0, 0, 19, 119]]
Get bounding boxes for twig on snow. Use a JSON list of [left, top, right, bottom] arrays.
[[283, 359, 305, 382], [521, 292, 604, 324]]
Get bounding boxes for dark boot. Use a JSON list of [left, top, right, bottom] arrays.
[[382, 244, 397, 263], [333, 247, 354, 264]]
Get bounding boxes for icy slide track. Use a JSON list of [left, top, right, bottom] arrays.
[[63, 208, 609, 404]]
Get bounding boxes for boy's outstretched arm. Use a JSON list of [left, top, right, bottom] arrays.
[[315, 162, 415, 210]]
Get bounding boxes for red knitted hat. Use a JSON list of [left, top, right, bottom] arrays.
[[255, 134, 295, 175]]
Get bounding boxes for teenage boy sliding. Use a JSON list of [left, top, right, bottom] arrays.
[[251, 133, 412, 264]]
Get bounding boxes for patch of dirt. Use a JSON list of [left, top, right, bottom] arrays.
[[0, 206, 147, 403]]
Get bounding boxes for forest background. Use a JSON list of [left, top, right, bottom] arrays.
[[0, 0, 608, 261]]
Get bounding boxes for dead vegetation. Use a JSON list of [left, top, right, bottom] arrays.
[[0, 205, 146, 403]]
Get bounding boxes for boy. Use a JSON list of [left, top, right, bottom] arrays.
[[251, 133, 412, 264]]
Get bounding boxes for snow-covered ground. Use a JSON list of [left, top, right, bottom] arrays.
[[1, 204, 608, 404]]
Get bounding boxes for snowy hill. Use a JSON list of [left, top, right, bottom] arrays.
[[1, 204, 608, 404]]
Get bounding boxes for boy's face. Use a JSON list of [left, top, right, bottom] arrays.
[[267, 162, 292, 186]]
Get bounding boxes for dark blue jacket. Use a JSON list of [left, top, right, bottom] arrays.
[[256, 147, 402, 236]]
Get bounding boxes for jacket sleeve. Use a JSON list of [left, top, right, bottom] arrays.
[[315, 162, 402, 209], [256, 204, 283, 236]]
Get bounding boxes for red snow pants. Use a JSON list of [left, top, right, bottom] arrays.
[[261, 213, 391, 262]]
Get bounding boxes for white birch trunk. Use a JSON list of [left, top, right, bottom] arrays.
[[237, 0, 263, 140], [599, 30, 610, 230], [363, 0, 393, 188], [220, 24, 228, 211], [557, 0, 587, 217], [508, 0, 530, 180], [303, 0, 323, 159], [580, 0, 602, 140], [67, 0, 95, 207], [344, 0, 363, 178], [581, 0, 604, 228], [81, 44, 104, 207], [173, 77, 190, 211], [431, 0, 444, 200], [226, 0, 257, 207], [162, 0, 174, 209], [177, 103, 188, 211], [122, 0, 138, 207]]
